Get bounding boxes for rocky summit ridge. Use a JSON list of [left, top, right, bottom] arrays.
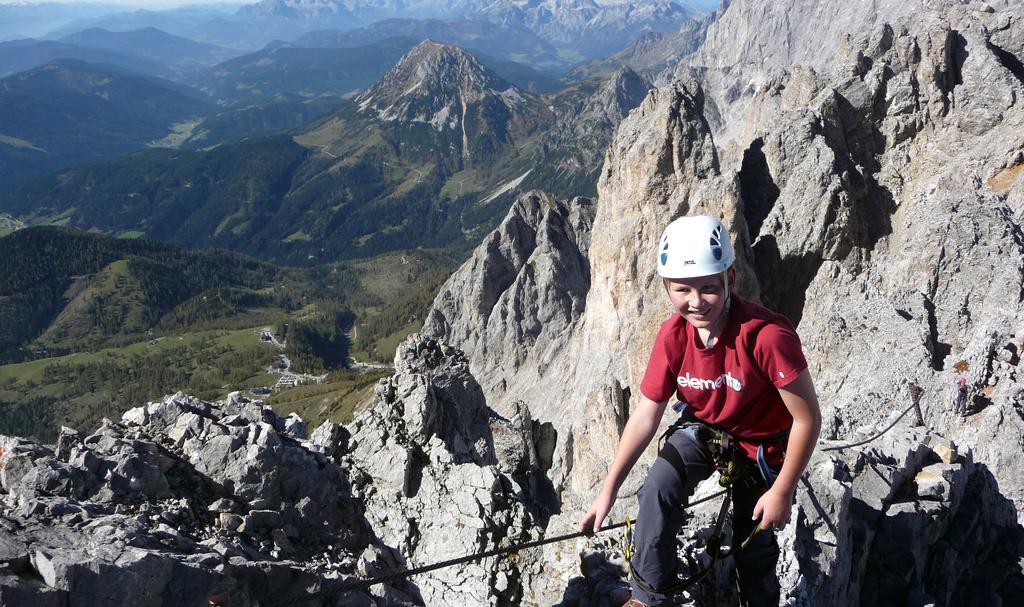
[[357, 40, 527, 124]]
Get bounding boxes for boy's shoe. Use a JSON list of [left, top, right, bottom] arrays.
[[609, 586, 649, 607]]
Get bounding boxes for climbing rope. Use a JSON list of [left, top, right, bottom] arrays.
[[332, 488, 730, 594], [819, 398, 921, 452]]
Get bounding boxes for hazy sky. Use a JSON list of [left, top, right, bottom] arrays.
[[0, 0, 251, 7]]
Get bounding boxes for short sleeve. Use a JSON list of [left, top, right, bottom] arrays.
[[752, 320, 808, 388], [639, 317, 685, 402]]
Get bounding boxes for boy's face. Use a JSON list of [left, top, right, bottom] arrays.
[[664, 269, 732, 329]]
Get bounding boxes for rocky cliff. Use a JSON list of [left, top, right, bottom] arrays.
[[422, 0, 1024, 604]]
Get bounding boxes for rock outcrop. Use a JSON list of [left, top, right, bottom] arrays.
[[779, 429, 1024, 606], [550, 426, 1024, 606], [423, 191, 595, 418], [344, 335, 555, 605], [0, 335, 556, 604], [0, 392, 379, 604]]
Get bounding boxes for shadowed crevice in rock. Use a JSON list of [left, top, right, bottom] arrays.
[[987, 40, 1024, 86], [923, 297, 952, 371], [556, 550, 629, 607], [948, 30, 969, 92], [532, 421, 557, 473], [826, 92, 896, 253], [785, 430, 1024, 606], [750, 234, 822, 327], [738, 137, 780, 241], [859, 461, 1024, 605]]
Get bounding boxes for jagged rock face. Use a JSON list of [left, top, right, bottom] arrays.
[[0, 392, 381, 604], [344, 335, 554, 605], [565, 77, 767, 496], [729, 4, 1024, 487], [533, 67, 653, 195], [555, 0, 1024, 510], [778, 430, 1024, 606], [421, 0, 1024, 604], [693, 0, 925, 71], [355, 39, 545, 168], [422, 191, 595, 428]]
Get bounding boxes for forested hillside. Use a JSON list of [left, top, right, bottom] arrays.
[[0, 226, 458, 441], [0, 226, 284, 360]]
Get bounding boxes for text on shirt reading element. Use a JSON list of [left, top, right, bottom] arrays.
[[677, 371, 743, 392]]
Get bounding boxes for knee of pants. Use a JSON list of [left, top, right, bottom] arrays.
[[637, 457, 693, 513], [636, 463, 710, 544]]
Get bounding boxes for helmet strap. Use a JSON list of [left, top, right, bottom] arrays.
[[705, 270, 732, 349]]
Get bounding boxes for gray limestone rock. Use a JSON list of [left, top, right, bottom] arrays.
[[0, 391, 380, 604], [346, 334, 552, 606], [423, 190, 596, 420]]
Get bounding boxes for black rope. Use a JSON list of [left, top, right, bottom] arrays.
[[819, 399, 920, 452], [332, 488, 730, 594]]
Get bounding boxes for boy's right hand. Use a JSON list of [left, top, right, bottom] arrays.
[[580, 491, 616, 534]]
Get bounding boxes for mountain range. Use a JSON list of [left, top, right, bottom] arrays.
[[33, 0, 696, 64], [0, 35, 657, 258], [197, 37, 420, 105], [0, 41, 560, 265], [58, 26, 242, 76]]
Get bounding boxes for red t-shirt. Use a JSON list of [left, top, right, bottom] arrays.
[[639, 294, 808, 463]]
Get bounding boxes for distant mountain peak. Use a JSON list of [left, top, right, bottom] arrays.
[[356, 39, 525, 128], [238, 0, 356, 20]]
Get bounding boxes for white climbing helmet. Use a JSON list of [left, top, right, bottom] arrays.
[[656, 215, 735, 279]]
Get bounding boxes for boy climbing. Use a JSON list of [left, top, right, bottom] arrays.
[[580, 216, 822, 607]]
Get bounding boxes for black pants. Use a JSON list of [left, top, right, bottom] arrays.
[[629, 425, 780, 606]]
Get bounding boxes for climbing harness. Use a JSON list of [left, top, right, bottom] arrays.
[[624, 416, 780, 598]]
